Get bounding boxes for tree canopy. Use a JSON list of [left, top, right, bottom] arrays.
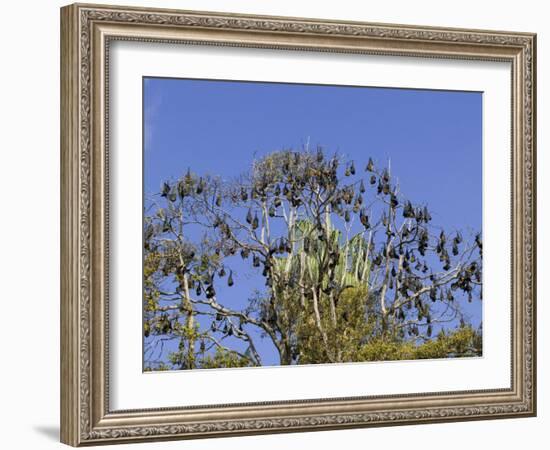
[[144, 148, 482, 370]]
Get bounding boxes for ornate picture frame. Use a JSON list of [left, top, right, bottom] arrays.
[[60, 3, 536, 446]]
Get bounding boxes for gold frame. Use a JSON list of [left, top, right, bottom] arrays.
[[60, 3, 537, 446]]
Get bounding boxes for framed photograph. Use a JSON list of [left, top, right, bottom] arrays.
[[60, 3, 536, 446]]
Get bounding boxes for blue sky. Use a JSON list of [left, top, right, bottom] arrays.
[[143, 77, 482, 367]]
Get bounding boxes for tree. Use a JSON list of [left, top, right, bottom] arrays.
[[143, 147, 482, 370]]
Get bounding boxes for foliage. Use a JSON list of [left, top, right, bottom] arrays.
[[200, 348, 254, 369], [143, 148, 482, 370], [358, 324, 482, 362]]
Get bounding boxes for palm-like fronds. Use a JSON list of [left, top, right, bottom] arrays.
[[271, 218, 370, 297]]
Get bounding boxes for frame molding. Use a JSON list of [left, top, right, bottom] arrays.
[[60, 3, 536, 446]]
